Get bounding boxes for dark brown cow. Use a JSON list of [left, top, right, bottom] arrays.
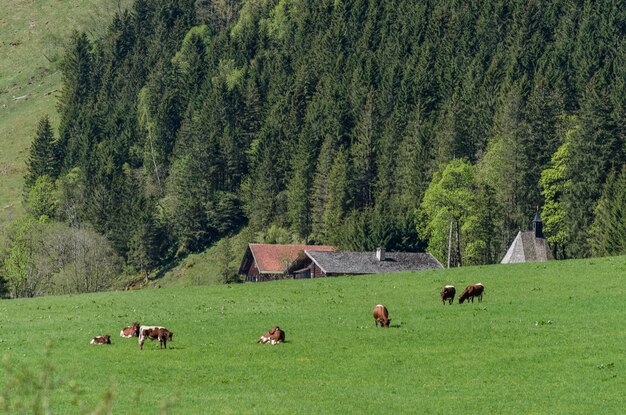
[[138, 326, 173, 350], [90, 335, 111, 345], [441, 285, 456, 305], [257, 326, 285, 345], [120, 322, 140, 338], [458, 283, 485, 304], [373, 304, 391, 328]]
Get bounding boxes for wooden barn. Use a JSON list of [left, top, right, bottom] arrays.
[[286, 247, 443, 278], [238, 243, 336, 282], [501, 211, 553, 263]]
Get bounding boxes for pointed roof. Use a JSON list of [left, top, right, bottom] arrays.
[[238, 243, 336, 274], [501, 231, 553, 264], [288, 250, 443, 275]]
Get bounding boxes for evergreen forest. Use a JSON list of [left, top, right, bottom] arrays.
[[4, 0, 626, 297]]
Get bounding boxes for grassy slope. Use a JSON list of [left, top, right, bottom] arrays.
[[0, 0, 131, 237], [154, 230, 252, 287], [1, 256, 624, 414]]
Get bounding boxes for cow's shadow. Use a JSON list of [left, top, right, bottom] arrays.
[[373, 323, 402, 329], [139, 346, 184, 351], [255, 340, 290, 345]]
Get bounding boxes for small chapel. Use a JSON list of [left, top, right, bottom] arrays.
[[501, 211, 553, 264]]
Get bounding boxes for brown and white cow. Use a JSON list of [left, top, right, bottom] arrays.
[[257, 326, 285, 345], [138, 326, 173, 350], [120, 322, 140, 338], [458, 283, 485, 304], [441, 285, 456, 305], [373, 304, 391, 328], [90, 335, 111, 345]]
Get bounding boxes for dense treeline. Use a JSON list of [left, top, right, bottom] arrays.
[[3, 0, 626, 296]]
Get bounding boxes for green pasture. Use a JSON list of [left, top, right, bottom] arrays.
[[1, 256, 625, 414]]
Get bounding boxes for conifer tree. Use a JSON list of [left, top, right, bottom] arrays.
[[56, 31, 93, 165], [564, 75, 623, 257], [588, 166, 626, 257], [350, 91, 376, 209], [393, 102, 433, 214], [322, 146, 351, 245], [25, 116, 59, 190]]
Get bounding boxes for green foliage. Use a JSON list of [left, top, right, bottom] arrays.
[[1, 217, 124, 298], [217, 236, 240, 283], [9, 0, 626, 278], [563, 76, 625, 257], [420, 159, 477, 266], [539, 120, 576, 258], [55, 167, 86, 227], [588, 166, 626, 256], [254, 224, 302, 245], [335, 208, 414, 252], [1, 216, 50, 298], [24, 116, 59, 190], [26, 176, 58, 220]]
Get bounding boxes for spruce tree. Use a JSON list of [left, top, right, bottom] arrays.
[[56, 31, 93, 166], [564, 75, 623, 257], [350, 91, 376, 209], [588, 166, 626, 257], [25, 115, 59, 189]]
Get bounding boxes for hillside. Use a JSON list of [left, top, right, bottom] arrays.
[[2, 0, 625, 297], [0, 0, 132, 236], [1, 256, 624, 413]]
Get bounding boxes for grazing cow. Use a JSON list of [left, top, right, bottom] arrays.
[[120, 322, 140, 338], [458, 283, 485, 304], [441, 285, 456, 305], [257, 326, 285, 345], [90, 335, 111, 345], [373, 304, 391, 328], [138, 326, 173, 350]]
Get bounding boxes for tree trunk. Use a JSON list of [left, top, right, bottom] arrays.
[[447, 219, 453, 268]]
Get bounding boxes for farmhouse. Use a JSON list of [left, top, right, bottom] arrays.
[[501, 211, 553, 263], [238, 243, 336, 282], [286, 247, 443, 278]]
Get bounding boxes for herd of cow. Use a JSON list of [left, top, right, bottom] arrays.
[[373, 283, 485, 328], [89, 283, 485, 347], [441, 283, 485, 305], [90, 323, 173, 350], [90, 322, 285, 349]]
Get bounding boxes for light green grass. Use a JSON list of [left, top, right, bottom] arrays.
[[1, 256, 624, 414], [154, 230, 251, 287], [0, 0, 132, 237]]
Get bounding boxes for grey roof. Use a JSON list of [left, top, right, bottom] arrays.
[[501, 231, 553, 264], [303, 250, 443, 275]]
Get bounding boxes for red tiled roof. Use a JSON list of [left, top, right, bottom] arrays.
[[249, 244, 336, 273]]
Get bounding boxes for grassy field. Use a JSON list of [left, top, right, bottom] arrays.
[[154, 230, 252, 287], [0, 0, 132, 237], [1, 256, 624, 414]]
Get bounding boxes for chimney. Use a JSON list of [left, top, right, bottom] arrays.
[[376, 247, 386, 261]]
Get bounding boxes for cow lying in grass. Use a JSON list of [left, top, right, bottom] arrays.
[[120, 322, 140, 338], [458, 283, 485, 304], [257, 326, 285, 345], [90, 335, 111, 345], [139, 326, 173, 350]]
